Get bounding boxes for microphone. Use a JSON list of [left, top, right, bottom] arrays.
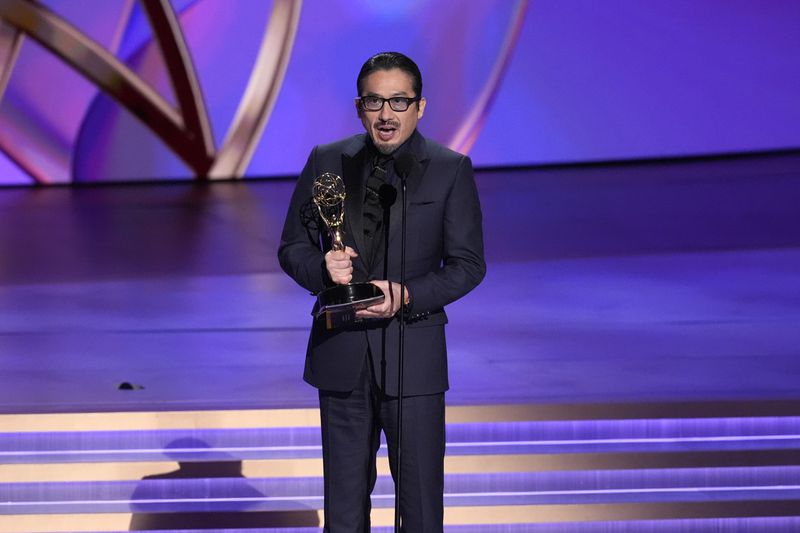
[[379, 183, 397, 209], [394, 152, 419, 183]]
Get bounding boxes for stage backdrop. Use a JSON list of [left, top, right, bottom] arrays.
[[0, 0, 798, 185]]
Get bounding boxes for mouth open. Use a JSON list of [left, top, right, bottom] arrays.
[[376, 123, 398, 142]]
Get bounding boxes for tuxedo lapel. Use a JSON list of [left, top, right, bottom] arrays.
[[342, 140, 369, 275], [404, 156, 429, 197], [387, 132, 430, 247]]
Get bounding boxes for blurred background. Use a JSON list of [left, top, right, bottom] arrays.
[[1, 0, 798, 185]]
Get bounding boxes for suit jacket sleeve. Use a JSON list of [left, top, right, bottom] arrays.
[[405, 153, 486, 314], [277, 146, 332, 295]]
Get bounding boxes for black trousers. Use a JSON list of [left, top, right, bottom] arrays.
[[319, 356, 445, 532]]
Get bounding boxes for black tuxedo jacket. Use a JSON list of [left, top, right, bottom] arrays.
[[278, 131, 485, 396]]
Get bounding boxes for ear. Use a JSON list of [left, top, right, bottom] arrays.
[[354, 98, 364, 119], [417, 97, 426, 119]]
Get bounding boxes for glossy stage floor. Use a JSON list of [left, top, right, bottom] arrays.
[[1, 151, 800, 532], [1, 151, 799, 414]]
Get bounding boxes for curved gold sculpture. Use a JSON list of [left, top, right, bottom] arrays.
[[448, 0, 529, 155], [209, 0, 301, 178], [0, 16, 22, 103], [0, 0, 302, 181]]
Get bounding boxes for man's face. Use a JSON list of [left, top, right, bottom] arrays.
[[356, 68, 426, 155]]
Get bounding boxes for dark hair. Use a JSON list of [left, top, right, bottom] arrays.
[[357, 52, 423, 98]]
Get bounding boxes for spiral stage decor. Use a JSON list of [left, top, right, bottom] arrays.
[[0, 0, 302, 183]]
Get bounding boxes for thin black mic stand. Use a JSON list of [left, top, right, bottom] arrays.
[[391, 151, 417, 533], [394, 173, 407, 533]]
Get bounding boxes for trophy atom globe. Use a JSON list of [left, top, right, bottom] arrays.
[[313, 172, 384, 329]]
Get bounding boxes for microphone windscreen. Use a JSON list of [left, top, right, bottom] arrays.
[[394, 152, 419, 181], [378, 183, 397, 208]]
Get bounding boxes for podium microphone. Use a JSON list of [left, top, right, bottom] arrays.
[[392, 151, 418, 532]]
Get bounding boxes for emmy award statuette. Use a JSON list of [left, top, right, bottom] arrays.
[[313, 172, 384, 329]]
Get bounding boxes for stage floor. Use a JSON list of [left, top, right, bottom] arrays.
[[1, 152, 799, 414]]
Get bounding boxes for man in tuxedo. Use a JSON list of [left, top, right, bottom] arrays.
[[278, 51, 485, 532]]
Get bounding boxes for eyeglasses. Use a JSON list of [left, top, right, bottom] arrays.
[[358, 96, 420, 112]]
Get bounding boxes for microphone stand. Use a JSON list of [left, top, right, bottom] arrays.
[[394, 174, 408, 533]]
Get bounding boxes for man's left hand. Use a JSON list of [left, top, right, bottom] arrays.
[[355, 280, 409, 319]]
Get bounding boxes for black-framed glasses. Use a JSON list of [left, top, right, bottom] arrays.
[[358, 96, 420, 112]]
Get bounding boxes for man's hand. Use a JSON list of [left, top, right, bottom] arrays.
[[356, 280, 410, 319], [325, 247, 358, 285]]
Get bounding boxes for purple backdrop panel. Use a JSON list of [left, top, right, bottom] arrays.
[[471, 0, 800, 166], [1, 0, 799, 184]]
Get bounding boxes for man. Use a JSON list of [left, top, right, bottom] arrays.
[[278, 51, 485, 532]]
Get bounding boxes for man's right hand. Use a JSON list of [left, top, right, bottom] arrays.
[[325, 247, 358, 285]]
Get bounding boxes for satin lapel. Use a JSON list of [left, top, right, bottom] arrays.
[[342, 149, 368, 272], [405, 156, 429, 197], [387, 133, 430, 246]]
